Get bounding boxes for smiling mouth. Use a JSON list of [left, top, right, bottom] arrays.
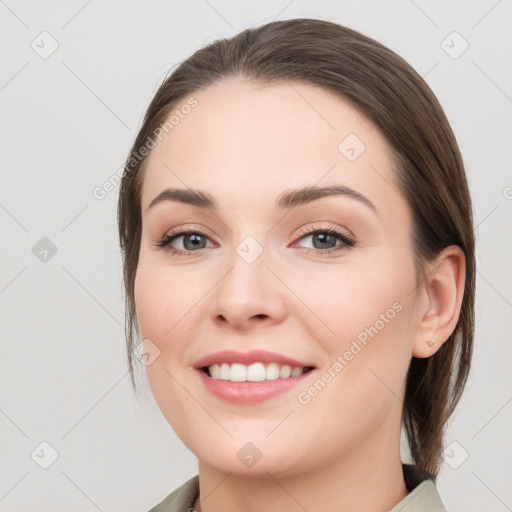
[[200, 362, 315, 382]]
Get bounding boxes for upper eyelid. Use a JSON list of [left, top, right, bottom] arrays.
[[164, 225, 218, 243], [162, 223, 349, 239], [160, 224, 353, 248], [295, 223, 352, 238]]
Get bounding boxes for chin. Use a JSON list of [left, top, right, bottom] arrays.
[[193, 437, 308, 480]]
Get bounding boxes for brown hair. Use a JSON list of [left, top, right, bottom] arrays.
[[117, 18, 475, 479]]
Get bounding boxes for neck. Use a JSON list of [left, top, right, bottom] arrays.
[[194, 433, 408, 512]]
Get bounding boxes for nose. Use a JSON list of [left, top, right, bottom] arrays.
[[208, 242, 287, 331]]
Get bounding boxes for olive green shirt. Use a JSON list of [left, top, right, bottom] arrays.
[[148, 463, 447, 511]]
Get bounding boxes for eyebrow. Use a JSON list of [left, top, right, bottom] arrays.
[[145, 184, 377, 215]]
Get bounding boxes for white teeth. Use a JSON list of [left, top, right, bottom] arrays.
[[265, 362, 280, 380], [219, 362, 230, 380], [205, 362, 310, 382], [291, 366, 303, 377], [210, 363, 221, 379], [247, 362, 266, 381], [279, 365, 292, 378], [230, 363, 247, 382]]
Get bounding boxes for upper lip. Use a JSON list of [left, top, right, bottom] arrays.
[[193, 350, 316, 369]]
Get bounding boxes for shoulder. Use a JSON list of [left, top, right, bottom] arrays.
[[391, 463, 448, 512], [145, 466, 448, 511], [147, 475, 199, 512]]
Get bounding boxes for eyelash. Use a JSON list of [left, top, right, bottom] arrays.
[[154, 224, 355, 257]]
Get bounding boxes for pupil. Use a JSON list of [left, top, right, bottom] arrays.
[[314, 233, 334, 249], [184, 234, 205, 250]]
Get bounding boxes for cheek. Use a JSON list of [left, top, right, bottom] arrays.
[[134, 261, 202, 435], [292, 265, 415, 443], [134, 268, 170, 341], [300, 259, 411, 341], [134, 259, 200, 344], [133, 263, 190, 406], [299, 253, 416, 390]]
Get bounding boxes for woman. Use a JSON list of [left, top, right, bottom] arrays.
[[117, 18, 474, 512]]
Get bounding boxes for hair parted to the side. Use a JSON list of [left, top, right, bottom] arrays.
[[117, 18, 475, 480]]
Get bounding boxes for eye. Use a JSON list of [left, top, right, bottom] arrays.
[[154, 227, 215, 256], [293, 225, 355, 255], [154, 224, 355, 256]]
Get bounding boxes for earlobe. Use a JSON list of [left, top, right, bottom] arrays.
[[412, 245, 466, 358]]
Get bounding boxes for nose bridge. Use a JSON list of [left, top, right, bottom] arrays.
[[209, 231, 286, 327], [221, 233, 270, 302]]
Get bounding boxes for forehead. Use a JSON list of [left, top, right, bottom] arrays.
[[140, 78, 398, 216]]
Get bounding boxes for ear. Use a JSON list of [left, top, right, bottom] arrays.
[[412, 245, 466, 358]]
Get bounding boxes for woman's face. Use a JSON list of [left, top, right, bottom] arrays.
[[135, 78, 423, 477]]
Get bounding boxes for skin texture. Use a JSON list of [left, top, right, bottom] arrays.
[[134, 78, 465, 512]]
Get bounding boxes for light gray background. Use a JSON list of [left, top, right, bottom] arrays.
[[1, 0, 511, 511]]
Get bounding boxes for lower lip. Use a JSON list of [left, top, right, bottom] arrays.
[[196, 368, 315, 403]]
